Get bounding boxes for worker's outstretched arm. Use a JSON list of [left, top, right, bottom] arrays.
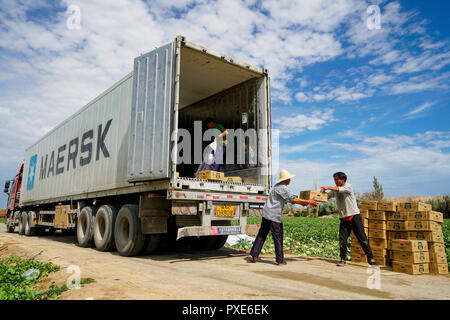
[[293, 198, 318, 207]]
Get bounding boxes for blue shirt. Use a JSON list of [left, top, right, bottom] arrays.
[[262, 182, 296, 223]]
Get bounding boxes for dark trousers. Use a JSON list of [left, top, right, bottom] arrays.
[[340, 214, 374, 260], [250, 217, 284, 263]]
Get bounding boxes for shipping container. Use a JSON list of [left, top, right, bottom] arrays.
[[4, 36, 272, 256]]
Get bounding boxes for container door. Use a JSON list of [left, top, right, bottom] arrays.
[[128, 42, 175, 182]]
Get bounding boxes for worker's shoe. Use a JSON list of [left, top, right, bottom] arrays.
[[276, 260, 287, 266], [247, 255, 256, 263], [336, 260, 346, 267], [368, 259, 378, 267]]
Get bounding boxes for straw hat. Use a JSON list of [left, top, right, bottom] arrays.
[[276, 169, 296, 183]]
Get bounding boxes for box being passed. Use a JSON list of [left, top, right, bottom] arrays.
[[299, 190, 328, 202]]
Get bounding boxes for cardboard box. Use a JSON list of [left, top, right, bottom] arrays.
[[390, 239, 428, 252], [387, 231, 408, 241], [361, 201, 377, 210], [407, 211, 443, 223], [428, 242, 446, 255], [372, 256, 390, 266], [429, 263, 449, 275], [387, 221, 408, 231], [363, 218, 369, 228], [299, 190, 328, 202], [360, 209, 369, 219], [386, 211, 408, 221], [407, 231, 444, 243], [370, 238, 388, 248], [392, 251, 430, 263], [429, 252, 448, 264], [406, 220, 441, 232], [397, 202, 432, 212], [222, 176, 243, 183], [372, 247, 388, 257], [351, 228, 369, 240], [368, 210, 387, 220], [198, 171, 225, 181], [351, 253, 367, 263], [377, 202, 397, 212], [351, 244, 365, 255], [392, 261, 429, 275], [369, 220, 386, 230], [369, 229, 387, 239]]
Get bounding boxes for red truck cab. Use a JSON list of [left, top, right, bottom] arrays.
[[4, 163, 23, 212]]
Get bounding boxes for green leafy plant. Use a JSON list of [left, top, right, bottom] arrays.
[[0, 256, 59, 300]]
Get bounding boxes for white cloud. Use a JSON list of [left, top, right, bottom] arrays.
[[403, 101, 435, 118], [280, 131, 450, 196], [273, 109, 335, 138], [389, 72, 450, 94], [295, 92, 308, 102]]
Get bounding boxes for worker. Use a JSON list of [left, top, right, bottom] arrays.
[[247, 169, 318, 265], [205, 117, 227, 172], [321, 172, 378, 267]]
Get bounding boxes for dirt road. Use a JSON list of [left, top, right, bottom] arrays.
[[1, 224, 449, 300]]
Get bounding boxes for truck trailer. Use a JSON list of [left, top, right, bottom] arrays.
[[3, 35, 271, 256]]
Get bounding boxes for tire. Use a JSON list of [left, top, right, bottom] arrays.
[[76, 206, 96, 247], [210, 235, 229, 250], [18, 212, 26, 235], [6, 213, 15, 233], [114, 204, 146, 257], [93, 205, 117, 251], [24, 212, 36, 236]]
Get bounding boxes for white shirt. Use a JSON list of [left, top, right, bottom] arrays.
[[327, 182, 360, 218]]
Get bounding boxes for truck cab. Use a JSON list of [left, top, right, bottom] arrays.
[[3, 163, 23, 232]]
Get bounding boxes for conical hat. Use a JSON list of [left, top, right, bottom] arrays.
[[276, 169, 296, 183]]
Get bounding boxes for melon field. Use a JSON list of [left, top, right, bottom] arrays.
[[229, 217, 450, 267]]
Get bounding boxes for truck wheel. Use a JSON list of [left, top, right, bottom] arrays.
[[77, 206, 96, 247], [6, 214, 15, 233], [18, 212, 26, 235], [94, 205, 117, 251], [24, 212, 36, 236], [114, 204, 146, 257], [210, 235, 229, 250]]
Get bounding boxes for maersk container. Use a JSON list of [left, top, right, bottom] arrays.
[[7, 35, 271, 256], [21, 35, 271, 205]]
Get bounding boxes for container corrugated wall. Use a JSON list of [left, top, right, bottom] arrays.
[[21, 74, 134, 205], [127, 42, 175, 182]]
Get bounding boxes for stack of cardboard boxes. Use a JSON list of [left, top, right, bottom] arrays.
[[388, 202, 448, 275], [351, 200, 448, 274], [390, 239, 430, 274]]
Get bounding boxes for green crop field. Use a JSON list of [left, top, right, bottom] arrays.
[[229, 217, 450, 267]]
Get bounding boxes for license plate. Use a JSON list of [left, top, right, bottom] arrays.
[[215, 205, 235, 218]]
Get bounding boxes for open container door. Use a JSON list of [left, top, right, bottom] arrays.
[[128, 41, 175, 182]]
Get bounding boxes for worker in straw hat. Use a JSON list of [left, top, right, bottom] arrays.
[[248, 169, 318, 265]]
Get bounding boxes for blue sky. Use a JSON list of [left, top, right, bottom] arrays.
[[0, 0, 449, 208]]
